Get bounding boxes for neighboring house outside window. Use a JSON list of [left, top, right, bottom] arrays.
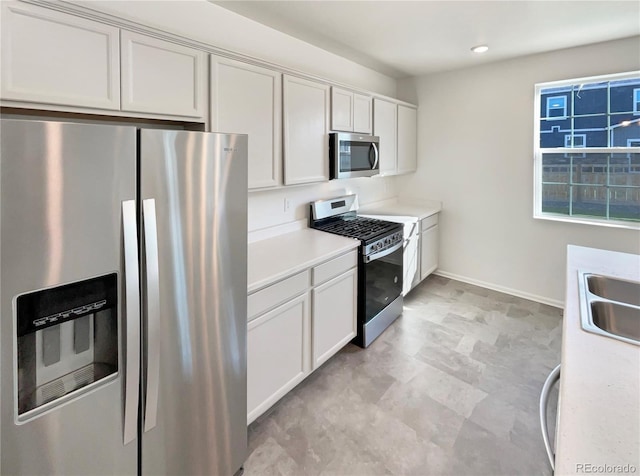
[[546, 96, 567, 119], [564, 134, 586, 147], [535, 72, 640, 227]]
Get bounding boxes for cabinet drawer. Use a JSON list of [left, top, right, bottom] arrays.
[[421, 214, 439, 232], [248, 270, 309, 320], [312, 250, 357, 286]]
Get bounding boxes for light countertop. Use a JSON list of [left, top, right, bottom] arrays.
[[359, 198, 441, 220], [248, 228, 359, 293], [556, 245, 640, 475]]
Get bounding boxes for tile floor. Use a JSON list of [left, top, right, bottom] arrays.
[[244, 275, 563, 475]]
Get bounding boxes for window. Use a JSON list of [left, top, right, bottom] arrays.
[[546, 96, 567, 119], [564, 134, 586, 147], [534, 72, 640, 227]]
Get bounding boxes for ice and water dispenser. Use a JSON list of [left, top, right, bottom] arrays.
[[16, 274, 119, 419]]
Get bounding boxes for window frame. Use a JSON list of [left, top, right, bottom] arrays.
[[634, 88, 640, 114], [533, 71, 640, 229]]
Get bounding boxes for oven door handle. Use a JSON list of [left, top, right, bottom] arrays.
[[364, 241, 402, 263]]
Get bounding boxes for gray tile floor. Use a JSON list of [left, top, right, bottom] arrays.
[[244, 275, 562, 476]]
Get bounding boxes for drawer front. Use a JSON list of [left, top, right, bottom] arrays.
[[248, 270, 310, 320], [312, 250, 358, 286], [421, 214, 439, 232]]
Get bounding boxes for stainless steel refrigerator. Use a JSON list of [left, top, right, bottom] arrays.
[[0, 118, 248, 475]]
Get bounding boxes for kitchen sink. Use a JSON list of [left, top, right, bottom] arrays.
[[587, 275, 640, 307], [579, 272, 640, 346], [590, 301, 640, 342]]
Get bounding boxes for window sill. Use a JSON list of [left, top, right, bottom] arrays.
[[534, 213, 640, 230]]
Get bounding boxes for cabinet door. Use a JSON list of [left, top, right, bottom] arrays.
[[283, 75, 330, 185], [312, 268, 357, 369], [373, 98, 398, 176], [331, 87, 353, 132], [121, 31, 205, 118], [1, 2, 120, 110], [421, 224, 439, 280], [211, 55, 282, 189], [397, 105, 417, 174], [353, 93, 372, 134], [247, 294, 310, 424]]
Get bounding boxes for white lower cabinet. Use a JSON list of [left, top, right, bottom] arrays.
[[312, 268, 357, 369], [420, 214, 439, 280], [247, 293, 310, 424], [247, 249, 357, 423]]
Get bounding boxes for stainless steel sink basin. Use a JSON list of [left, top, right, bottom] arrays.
[[591, 301, 640, 342], [587, 275, 640, 307], [579, 271, 640, 346]]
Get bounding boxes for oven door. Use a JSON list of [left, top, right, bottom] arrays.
[[330, 133, 379, 179], [361, 242, 403, 323]]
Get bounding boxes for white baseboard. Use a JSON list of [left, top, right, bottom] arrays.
[[433, 270, 564, 309]]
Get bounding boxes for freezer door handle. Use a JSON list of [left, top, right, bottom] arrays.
[[142, 199, 161, 432], [122, 200, 141, 445]]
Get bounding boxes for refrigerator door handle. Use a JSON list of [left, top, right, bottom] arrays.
[[142, 198, 161, 432], [122, 200, 141, 445]]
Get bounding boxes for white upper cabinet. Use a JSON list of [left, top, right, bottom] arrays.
[[1, 2, 120, 110], [331, 87, 372, 134], [121, 31, 206, 119], [373, 98, 398, 176], [373, 99, 418, 176], [353, 93, 373, 134], [283, 75, 330, 185], [397, 105, 418, 174], [210, 55, 282, 189], [331, 87, 354, 132]]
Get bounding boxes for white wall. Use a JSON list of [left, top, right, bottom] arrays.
[[76, 0, 397, 97], [396, 37, 640, 307], [248, 177, 396, 233]]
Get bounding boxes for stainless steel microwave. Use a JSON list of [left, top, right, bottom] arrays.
[[329, 132, 380, 179]]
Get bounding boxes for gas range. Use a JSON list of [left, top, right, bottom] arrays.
[[312, 214, 403, 258], [309, 195, 403, 348]]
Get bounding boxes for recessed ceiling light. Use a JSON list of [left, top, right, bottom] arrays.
[[471, 45, 489, 54]]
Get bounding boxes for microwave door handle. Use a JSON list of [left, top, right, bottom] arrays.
[[122, 200, 141, 445], [142, 199, 161, 432], [371, 143, 379, 170]]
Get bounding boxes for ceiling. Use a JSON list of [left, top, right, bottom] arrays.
[[211, 1, 640, 78]]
